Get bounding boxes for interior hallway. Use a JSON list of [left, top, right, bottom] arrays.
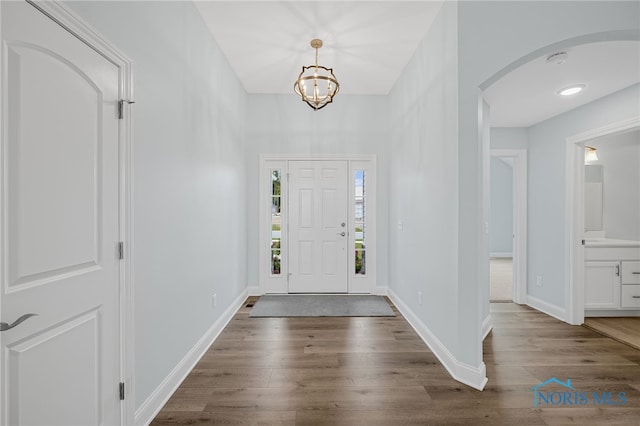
[[151, 300, 640, 425]]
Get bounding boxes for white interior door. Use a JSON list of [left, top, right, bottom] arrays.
[[288, 161, 348, 293], [1, 2, 121, 425]]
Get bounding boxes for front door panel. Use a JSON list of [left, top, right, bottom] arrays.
[[288, 161, 348, 293]]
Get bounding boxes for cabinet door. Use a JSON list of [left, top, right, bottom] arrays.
[[585, 261, 621, 309]]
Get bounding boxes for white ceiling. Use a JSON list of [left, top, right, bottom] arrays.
[[484, 40, 640, 127], [194, 1, 444, 95], [194, 2, 640, 127]]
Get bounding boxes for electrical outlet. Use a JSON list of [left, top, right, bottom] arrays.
[[418, 291, 423, 305], [212, 293, 217, 308], [536, 276, 543, 287]]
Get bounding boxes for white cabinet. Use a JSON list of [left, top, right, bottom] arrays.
[[621, 261, 640, 308], [585, 261, 621, 309], [584, 244, 640, 314]]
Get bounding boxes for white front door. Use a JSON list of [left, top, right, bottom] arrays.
[[1, 2, 121, 425], [288, 161, 349, 293]]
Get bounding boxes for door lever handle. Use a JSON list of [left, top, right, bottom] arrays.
[[337, 232, 346, 237], [0, 313, 38, 331]]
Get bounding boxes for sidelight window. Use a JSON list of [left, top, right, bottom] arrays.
[[355, 170, 366, 275], [271, 169, 282, 275]]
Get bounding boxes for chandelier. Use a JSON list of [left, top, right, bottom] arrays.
[[293, 39, 340, 110]]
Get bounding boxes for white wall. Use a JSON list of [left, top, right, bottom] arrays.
[[593, 130, 640, 241], [245, 94, 390, 291], [528, 84, 640, 308], [490, 158, 513, 255], [388, 1, 460, 355], [65, 1, 248, 410], [491, 128, 529, 150], [458, 0, 639, 366]]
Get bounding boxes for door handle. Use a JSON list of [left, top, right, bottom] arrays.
[[337, 232, 346, 237], [0, 313, 38, 331]]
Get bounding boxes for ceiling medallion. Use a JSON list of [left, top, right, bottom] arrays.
[[293, 39, 340, 110]]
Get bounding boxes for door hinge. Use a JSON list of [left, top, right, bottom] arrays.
[[118, 242, 125, 260], [119, 382, 125, 400], [118, 99, 135, 119], [581, 239, 585, 246]]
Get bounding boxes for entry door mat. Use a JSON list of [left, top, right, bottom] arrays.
[[249, 295, 396, 318]]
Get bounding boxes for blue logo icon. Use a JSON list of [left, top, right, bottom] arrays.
[[530, 378, 627, 408]]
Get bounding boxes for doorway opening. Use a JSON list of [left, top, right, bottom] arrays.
[[490, 150, 528, 304], [565, 117, 640, 325], [489, 156, 514, 301], [259, 156, 377, 295]]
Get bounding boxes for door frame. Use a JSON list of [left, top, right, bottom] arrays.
[[259, 154, 377, 295], [490, 149, 528, 304], [565, 116, 640, 325], [0, 1, 134, 423]]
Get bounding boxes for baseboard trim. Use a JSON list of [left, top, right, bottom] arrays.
[[527, 295, 566, 322], [387, 289, 487, 391], [134, 289, 248, 426], [482, 314, 493, 340]]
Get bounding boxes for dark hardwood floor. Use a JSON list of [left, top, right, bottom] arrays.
[[151, 299, 640, 425]]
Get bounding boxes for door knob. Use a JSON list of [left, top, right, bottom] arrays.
[[0, 313, 38, 332]]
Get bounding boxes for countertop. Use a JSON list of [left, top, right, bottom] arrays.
[[585, 238, 640, 248]]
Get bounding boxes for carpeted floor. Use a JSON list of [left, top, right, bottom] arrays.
[[490, 257, 513, 302], [249, 294, 396, 317]]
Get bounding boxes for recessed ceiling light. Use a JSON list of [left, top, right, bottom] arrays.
[[557, 84, 585, 96]]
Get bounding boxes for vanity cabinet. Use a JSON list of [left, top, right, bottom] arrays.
[[584, 242, 640, 314], [585, 261, 620, 309]]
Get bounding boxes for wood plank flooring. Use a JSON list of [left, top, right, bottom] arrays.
[[151, 299, 640, 425], [584, 317, 640, 350]]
